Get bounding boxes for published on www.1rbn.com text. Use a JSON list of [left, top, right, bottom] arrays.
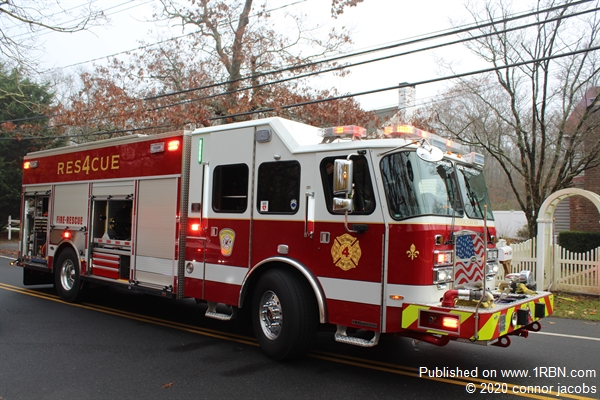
[[419, 366, 597, 396]]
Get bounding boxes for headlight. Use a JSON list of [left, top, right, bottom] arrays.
[[487, 249, 499, 261], [434, 267, 453, 284], [486, 262, 499, 276]]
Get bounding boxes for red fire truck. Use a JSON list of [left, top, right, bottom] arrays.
[[15, 117, 553, 360]]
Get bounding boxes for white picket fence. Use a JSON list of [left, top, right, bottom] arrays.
[[5, 216, 20, 240], [498, 238, 600, 295]]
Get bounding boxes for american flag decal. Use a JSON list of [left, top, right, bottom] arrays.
[[454, 233, 485, 285]]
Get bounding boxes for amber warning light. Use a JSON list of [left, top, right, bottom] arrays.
[[168, 140, 180, 151], [442, 317, 459, 330], [24, 160, 39, 169], [320, 125, 367, 140]]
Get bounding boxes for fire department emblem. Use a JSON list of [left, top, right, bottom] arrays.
[[331, 233, 362, 271], [219, 228, 235, 257]]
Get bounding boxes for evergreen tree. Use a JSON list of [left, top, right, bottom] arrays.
[[0, 65, 63, 232]]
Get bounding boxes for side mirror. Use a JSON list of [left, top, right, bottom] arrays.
[[333, 198, 353, 212], [333, 159, 353, 194]]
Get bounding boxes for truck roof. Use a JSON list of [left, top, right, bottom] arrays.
[[191, 117, 421, 155], [24, 131, 185, 159]]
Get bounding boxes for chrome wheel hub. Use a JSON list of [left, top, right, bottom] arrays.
[[259, 290, 282, 340], [60, 259, 76, 291]]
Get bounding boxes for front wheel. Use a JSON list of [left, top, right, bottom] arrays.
[[252, 269, 318, 361], [54, 248, 83, 302]]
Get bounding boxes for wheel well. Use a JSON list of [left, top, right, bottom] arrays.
[[52, 243, 79, 273], [239, 259, 327, 324]]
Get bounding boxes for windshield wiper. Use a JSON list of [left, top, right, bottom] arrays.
[[463, 177, 484, 218]]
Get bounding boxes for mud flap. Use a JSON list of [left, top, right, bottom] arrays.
[[23, 268, 54, 286]]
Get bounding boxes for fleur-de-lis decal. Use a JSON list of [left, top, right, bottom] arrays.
[[406, 244, 419, 260]]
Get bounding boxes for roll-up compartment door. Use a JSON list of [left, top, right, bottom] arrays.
[[134, 177, 178, 288], [92, 180, 134, 197], [53, 183, 89, 227]]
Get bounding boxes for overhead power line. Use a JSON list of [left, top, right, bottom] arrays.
[[205, 45, 600, 121], [0, 0, 596, 135], [145, 0, 596, 100], [32, 0, 600, 123], [58, 2, 600, 120], [151, 5, 599, 112], [3, 44, 597, 140], [39, 0, 308, 73]]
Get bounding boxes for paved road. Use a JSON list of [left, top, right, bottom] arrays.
[[1, 256, 599, 400]]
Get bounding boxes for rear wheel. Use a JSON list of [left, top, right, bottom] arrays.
[[252, 269, 318, 360], [54, 249, 83, 302]]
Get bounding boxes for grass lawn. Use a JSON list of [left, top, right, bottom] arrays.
[[552, 292, 599, 321]]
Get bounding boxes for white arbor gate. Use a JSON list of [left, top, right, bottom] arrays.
[[536, 188, 600, 294]]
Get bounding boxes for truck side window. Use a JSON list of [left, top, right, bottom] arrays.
[[320, 156, 376, 215], [257, 161, 301, 214], [212, 164, 249, 213]]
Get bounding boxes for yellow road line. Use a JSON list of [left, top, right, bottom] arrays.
[[0, 282, 257, 347], [0, 282, 596, 400]]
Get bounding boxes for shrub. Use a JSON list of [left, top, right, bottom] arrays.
[[558, 231, 600, 253]]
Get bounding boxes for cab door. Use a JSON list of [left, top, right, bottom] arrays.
[[201, 127, 254, 306], [311, 150, 387, 331]]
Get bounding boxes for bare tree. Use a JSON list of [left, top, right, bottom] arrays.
[[55, 0, 374, 139], [431, 0, 600, 237], [152, 0, 366, 120], [0, 0, 107, 69]]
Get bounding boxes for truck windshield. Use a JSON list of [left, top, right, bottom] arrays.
[[380, 151, 461, 220], [455, 164, 494, 220]]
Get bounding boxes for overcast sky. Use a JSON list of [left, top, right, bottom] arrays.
[[35, 0, 533, 111]]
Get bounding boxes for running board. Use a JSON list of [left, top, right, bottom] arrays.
[[334, 325, 380, 347], [205, 301, 233, 321]]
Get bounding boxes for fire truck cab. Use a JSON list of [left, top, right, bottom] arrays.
[[16, 117, 553, 360]]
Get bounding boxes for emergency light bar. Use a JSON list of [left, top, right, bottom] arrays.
[[382, 125, 474, 159], [462, 152, 485, 165], [384, 125, 428, 138], [320, 125, 366, 140]]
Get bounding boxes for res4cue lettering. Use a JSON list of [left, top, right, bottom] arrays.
[[57, 154, 120, 175]]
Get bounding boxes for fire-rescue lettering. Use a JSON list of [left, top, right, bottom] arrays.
[[56, 215, 83, 225], [57, 154, 120, 175]]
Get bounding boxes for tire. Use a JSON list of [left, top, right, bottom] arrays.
[[252, 269, 318, 361], [54, 248, 83, 302]]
